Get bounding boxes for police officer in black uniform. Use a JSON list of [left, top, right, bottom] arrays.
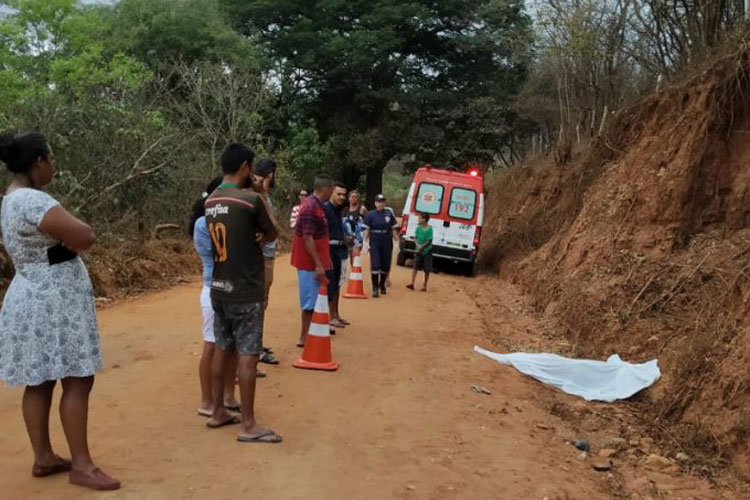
[[363, 194, 399, 297]]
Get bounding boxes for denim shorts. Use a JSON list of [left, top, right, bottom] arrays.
[[298, 270, 319, 311], [211, 299, 264, 356]]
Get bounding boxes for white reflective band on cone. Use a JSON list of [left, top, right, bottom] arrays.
[[314, 294, 328, 312], [308, 322, 330, 337], [350, 273, 362, 280]]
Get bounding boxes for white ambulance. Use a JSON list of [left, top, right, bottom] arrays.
[[397, 165, 485, 275]]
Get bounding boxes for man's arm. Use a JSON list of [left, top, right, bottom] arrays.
[[255, 195, 278, 244], [303, 235, 326, 282]]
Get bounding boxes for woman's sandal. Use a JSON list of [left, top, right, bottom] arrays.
[[32, 456, 72, 478], [69, 467, 120, 491]]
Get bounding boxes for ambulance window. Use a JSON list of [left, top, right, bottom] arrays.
[[415, 183, 444, 214], [449, 188, 476, 220]]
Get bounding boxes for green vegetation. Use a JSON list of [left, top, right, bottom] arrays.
[[0, 0, 532, 238], [381, 171, 411, 215]]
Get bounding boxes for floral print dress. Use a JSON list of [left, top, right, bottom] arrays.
[[0, 188, 102, 387]]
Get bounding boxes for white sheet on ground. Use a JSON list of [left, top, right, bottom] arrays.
[[474, 346, 661, 403]]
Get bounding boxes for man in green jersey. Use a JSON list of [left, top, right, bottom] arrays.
[[406, 213, 434, 292], [204, 143, 281, 443]]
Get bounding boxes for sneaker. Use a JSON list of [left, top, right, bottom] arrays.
[[372, 288, 380, 298], [380, 287, 387, 296]]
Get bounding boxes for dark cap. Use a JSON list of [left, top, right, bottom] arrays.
[[375, 194, 386, 202]]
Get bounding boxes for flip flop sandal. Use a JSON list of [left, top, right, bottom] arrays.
[[259, 351, 279, 365], [32, 457, 72, 478], [339, 319, 351, 325], [224, 404, 241, 412], [206, 415, 241, 429], [257, 369, 267, 378], [237, 429, 283, 444], [329, 319, 346, 328], [263, 346, 274, 354], [197, 408, 212, 418], [296, 342, 304, 348]]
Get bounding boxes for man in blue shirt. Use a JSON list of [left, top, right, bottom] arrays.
[[324, 182, 351, 328]]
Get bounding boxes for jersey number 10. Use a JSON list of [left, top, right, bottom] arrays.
[[209, 223, 228, 262]]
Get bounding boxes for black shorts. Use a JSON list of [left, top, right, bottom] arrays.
[[414, 253, 433, 272], [211, 299, 264, 356], [326, 245, 346, 298]]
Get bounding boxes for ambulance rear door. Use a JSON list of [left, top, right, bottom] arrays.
[[409, 180, 447, 242], [440, 186, 479, 256]]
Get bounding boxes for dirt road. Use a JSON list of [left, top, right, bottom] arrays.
[[0, 258, 716, 499]]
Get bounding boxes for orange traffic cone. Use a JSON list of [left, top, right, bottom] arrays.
[[293, 283, 339, 371], [343, 249, 368, 299]]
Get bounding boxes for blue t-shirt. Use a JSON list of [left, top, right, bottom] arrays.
[[364, 209, 398, 245], [324, 202, 346, 242], [193, 216, 213, 286], [324, 201, 348, 259]]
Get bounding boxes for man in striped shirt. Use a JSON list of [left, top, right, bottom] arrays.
[[290, 176, 333, 347]]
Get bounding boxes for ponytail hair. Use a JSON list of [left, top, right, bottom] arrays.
[[188, 176, 223, 237], [0, 132, 50, 174]]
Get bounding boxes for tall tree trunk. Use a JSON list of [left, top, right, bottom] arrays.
[[365, 165, 384, 209], [341, 165, 361, 191]]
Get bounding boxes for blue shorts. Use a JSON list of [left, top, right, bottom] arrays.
[[298, 270, 319, 311]]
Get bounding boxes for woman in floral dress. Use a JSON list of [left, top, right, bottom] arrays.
[[0, 132, 119, 491]]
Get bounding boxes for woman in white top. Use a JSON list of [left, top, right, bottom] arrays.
[[0, 132, 119, 491]]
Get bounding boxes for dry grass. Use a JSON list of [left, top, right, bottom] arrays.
[[478, 42, 750, 479]]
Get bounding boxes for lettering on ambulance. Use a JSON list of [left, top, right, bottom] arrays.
[[448, 188, 476, 220]]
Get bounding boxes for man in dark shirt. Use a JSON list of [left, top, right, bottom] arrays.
[[204, 143, 281, 443], [325, 182, 350, 328]]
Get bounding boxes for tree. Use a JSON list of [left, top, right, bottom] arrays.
[[519, 0, 749, 155], [108, 0, 260, 70], [0, 0, 202, 238], [163, 60, 273, 170], [222, 0, 533, 202]]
